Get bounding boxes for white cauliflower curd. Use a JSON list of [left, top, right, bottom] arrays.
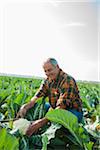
[[11, 118, 30, 135]]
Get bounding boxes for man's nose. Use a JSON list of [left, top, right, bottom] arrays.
[[45, 71, 50, 76]]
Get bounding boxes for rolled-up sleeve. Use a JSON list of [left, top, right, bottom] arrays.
[[35, 80, 49, 98]]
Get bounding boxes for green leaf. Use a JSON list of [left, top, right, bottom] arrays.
[[45, 109, 82, 146], [42, 135, 48, 150], [81, 96, 92, 111], [0, 128, 7, 149], [0, 128, 19, 150], [84, 142, 94, 150], [42, 123, 61, 150], [14, 93, 25, 105], [46, 109, 93, 150]]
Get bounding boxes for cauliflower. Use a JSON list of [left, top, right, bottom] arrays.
[[11, 118, 30, 135]]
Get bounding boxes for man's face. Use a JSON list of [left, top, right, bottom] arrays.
[[43, 62, 59, 80]]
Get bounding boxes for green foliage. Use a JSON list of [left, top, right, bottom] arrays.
[[0, 75, 99, 150], [45, 109, 94, 150], [46, 109, 80, 144], [42, 123, 61, 150], [0, 128, 19, 150]]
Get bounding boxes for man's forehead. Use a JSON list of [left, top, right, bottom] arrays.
[[43, 62, 52, 68]]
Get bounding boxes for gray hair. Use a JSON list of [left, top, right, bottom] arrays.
[[44, 58, 58, 67]]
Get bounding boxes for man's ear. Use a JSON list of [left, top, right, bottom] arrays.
[[56, 64, 59, 68]]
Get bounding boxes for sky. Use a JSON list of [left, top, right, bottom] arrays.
[[0, 0, 100, 81]]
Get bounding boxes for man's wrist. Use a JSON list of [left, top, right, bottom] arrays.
[[21, 104, 29, 111], [23, 98, 36, 110], [39, 118, 48, 127], [20, 96, 37, 112]]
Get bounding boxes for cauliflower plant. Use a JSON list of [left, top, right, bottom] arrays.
[[11, 118, 30, 135]]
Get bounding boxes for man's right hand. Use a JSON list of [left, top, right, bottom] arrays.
[[16, 96, 37, 118], [16, 105, 27, 118]]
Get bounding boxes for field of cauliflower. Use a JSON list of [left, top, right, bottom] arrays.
[[0, 76, 99, 150]]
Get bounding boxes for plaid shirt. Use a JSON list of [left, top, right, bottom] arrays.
[[35, 69, 82, 112]]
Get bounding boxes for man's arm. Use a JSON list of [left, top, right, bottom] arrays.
[[25, 104, 66, 137], [26, 117, 48, 137]]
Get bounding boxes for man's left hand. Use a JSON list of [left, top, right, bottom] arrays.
[[56, 99, 66, 109]]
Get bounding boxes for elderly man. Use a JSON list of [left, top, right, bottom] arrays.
[[17, 58, 83, 137]]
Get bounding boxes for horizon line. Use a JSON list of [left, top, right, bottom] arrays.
[[0, 72, 99, 83]]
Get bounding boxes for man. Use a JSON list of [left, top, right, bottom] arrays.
[[17, 58, 83, 137]]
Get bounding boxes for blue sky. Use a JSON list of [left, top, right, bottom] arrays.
[[0, 0, 99, 81]]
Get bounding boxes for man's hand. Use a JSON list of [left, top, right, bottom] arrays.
[[26, 118, 48, 137], [56, 99, 66, 109], [56, 93, 67, 109], [16, 105, 27, 118], [16, 98, 36, 118]]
